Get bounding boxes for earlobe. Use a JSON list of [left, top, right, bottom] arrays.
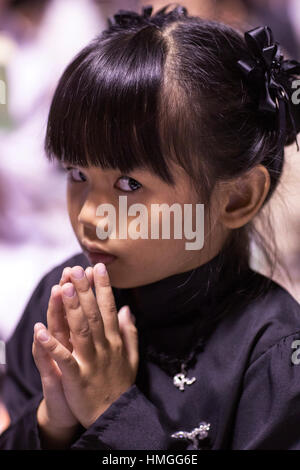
[[220, 164, 271, 229]]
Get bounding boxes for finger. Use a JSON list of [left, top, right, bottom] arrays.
[[118, 307, 139, 371], [61, 282, 96, 361], [32, 323, 62, 381], [47, 285, 72, 352], [35, 324, 79, 381], [59, 267, 94, 288], [69, 266, 106, 346], [93, 263, 120, 341], [59, 267, 72, 286], [85, 267, 94, 288]]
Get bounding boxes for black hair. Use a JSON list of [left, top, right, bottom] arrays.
[[45, 3, 300, 281]]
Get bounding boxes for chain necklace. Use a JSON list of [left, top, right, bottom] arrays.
[[138, 329, 205, 391]]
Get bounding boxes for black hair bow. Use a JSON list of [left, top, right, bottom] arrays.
[[108, 5, 154, 28], [237, 26, 300, 151], [107, 4, 187, 28]]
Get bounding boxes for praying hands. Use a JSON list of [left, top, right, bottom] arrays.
[[32, 263, 139, 448]]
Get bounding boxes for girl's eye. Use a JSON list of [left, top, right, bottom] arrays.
[[66, 167, 87, 183], [115, 176, 142, 192]]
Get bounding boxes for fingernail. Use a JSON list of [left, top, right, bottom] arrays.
[[61, 267, 69, 279], [51, 285, 60, 295], [95, 263, 106, 276], [37, 329, 50, 342], [72, 266, 84, 279], [34, 322, 45, 333], [123, 306, 135, 323], [63, 283, 75, 297]]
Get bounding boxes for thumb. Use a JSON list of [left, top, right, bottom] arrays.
[[118, 306, 139, 371], [32, 323, 62, 382]]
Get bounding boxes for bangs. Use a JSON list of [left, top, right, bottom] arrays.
[[44, 25, 175, 185]]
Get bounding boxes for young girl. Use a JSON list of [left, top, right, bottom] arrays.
[[1, 4, 300, 450]]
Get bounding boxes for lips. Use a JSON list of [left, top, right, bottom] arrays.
[[81, 241, 117, 266]]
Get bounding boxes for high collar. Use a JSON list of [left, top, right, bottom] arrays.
[[117, 250, 228, 329], [113, 245, 253, 360]]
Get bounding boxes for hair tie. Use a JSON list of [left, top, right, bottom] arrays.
[[107, 3, 188, 29], [108, 5, 154, 28], [237, 26, 300, 152]]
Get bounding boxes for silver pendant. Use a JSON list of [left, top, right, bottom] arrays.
[[171, 421, 210, 450], [173, 363, 196, 391]]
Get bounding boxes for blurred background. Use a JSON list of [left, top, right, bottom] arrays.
[[0, 0, 299, 348]]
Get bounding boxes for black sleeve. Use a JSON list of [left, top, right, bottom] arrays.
[[230, 330, 300, 449], [70, 383, 176, 450], [0, 395, 43, 449]]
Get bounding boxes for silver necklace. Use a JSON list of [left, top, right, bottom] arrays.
[[141, 333, 204, 389], [173, 362, 196, 391]]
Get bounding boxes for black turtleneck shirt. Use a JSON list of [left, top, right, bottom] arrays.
[[1, 248, 300, 450]]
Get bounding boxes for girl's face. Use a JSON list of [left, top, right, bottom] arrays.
[[63, 161, 227, 288]]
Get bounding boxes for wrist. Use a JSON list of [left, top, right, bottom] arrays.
[[37, 400, 80, 449]]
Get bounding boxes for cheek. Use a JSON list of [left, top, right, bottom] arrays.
[[66, 187, 82, 231]]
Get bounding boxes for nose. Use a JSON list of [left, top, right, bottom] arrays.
[[78, 196, 110, 234], [78, 197, 98, 230]]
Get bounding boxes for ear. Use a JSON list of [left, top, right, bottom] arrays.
[[219, 164, 271, 229]]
